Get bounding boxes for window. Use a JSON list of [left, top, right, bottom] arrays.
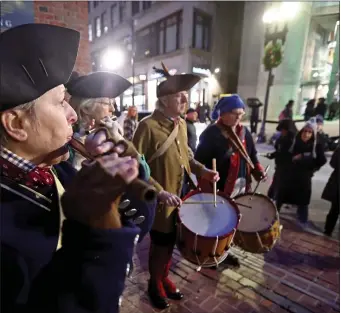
[[136, 26, 156, 60], [157, 11, 182, 54], [111, 4, 119, 28], [88, 24, 93, 42], [132, 1, 140, 16], [88, 1, 91, 12], [95, 17, 101, 37], [101, 11, 108, 34], [94, 1, 98, 8], [119, 2, 127, 23], [142, 1, 151, 10], [135, 11, 182, 59], [193, 10, 212, 51]]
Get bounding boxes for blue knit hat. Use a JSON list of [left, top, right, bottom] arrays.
[[211, 94, 245, 120]]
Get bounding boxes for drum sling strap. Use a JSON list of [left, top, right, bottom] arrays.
[[147, 124, 197, 190], [147, 124, 179, 163]]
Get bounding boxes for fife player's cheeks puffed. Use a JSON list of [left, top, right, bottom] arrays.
[[1, 85, 77, 167]]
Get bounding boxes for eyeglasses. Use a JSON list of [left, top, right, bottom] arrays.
[[97, 99, 115, 106]]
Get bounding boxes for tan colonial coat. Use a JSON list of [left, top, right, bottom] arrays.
[[133, 110, 204, 233]]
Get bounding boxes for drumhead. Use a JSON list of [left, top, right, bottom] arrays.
[[179, 193, 238, 237], [235, 194, 276, 232]]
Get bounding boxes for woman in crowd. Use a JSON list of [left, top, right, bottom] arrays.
[[123, 105, 139, 141], [266, 119, 297, 205], [277, 118, 327, 227]]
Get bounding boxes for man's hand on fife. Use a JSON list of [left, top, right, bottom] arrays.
[[62, 153, 139, 229], [84, 128, 126, 158], [158, 190, 182, 207], [100, 116, 124, 141]]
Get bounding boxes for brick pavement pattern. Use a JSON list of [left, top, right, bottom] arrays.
[[122, 216, 339, 313]]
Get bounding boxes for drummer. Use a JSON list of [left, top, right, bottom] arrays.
[[133, 62, 219, 310], [195, 95, 267, 266]]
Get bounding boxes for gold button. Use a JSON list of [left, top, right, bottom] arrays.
[[177, 140, 180, 144]]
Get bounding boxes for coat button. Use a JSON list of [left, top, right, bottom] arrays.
[[133, 216, 145, 225], [177, 140, 180, 144], [119, 199, 130, 209], [134, 234, 140, 245], [126, 263, 130, 276], [124, 208, 137, 216]]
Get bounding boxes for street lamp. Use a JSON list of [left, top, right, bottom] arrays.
[[101, 49, 124, 71], [258, 2, 300, 143]]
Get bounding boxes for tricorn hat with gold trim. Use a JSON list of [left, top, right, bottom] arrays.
[[154, 62, 200, 98]]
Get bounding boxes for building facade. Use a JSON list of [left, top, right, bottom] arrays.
[[0, 1, 91, 74], [88, 1, 244, 112], [238, 1, 339, 119]]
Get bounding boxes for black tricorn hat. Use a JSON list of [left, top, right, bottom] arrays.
[[65, 71, 82, 91], [66, 71, 132, 99], [0, 24, 80, 112], [154, 62, 200, 98]]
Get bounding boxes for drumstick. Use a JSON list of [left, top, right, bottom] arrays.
[[182, 201, 225, 205], [249, 165, 270, 200], [182, 200, 252, 209], [212, 158, 217, 207]]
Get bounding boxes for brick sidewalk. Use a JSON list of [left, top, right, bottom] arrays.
[[121, 217, 340, 313]]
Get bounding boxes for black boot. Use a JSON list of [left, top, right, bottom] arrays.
[[148, 281, 170, 310]]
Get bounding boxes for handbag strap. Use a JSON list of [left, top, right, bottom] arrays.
[[148, 124, 179, 164]]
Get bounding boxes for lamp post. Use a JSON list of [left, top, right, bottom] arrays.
[[257, 2, 300, 143]]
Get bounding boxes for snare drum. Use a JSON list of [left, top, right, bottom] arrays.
[[233, 193, 281, 253], [176, 190, 240, 268]]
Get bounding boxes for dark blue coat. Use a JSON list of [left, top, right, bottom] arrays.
[[195, 124, 259, 191], [1, 161, 156, 313]]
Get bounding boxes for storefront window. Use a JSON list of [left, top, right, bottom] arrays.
[[189, 80, 209, 108], [121, 83, 146, 111]]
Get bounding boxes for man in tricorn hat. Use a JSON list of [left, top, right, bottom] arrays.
[[0, 24, 155, 312], [66, 71, 156, 235], [133, 62, 219, 309]]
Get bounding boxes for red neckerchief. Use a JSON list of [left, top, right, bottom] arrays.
[[216, 120, 251, 197], [0, 157, 55, 189]]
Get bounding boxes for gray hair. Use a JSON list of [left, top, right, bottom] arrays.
[[0, 101, 36, 147], [156, 96, 169, 111], [69, 96, 101, 129]]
